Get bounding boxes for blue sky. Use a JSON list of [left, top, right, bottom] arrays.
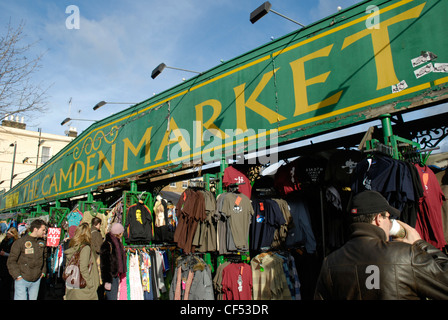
[[0, 0, 363, 136]]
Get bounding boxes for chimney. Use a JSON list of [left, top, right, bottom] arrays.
[[2, 115, 26, 129], [67, 127, 78, 138]]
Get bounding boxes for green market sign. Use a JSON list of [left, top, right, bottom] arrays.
[[2, 0, 448, 211]]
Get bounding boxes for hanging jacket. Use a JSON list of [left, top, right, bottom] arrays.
[[124, 202, 153, 243], [169, 255, 214, 300]]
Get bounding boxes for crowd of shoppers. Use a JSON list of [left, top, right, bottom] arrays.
[[0, 216, 126, 300]]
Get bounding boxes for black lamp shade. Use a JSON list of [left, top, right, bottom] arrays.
[[250, 1, 272, 24], [151, 63, 167, 79]]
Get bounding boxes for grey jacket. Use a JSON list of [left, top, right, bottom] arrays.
[[169, 255, 214, 300]]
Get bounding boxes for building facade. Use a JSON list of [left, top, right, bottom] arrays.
[[0, 117, 74, 192]]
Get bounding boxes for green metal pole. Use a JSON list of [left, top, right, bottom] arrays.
[[379, 114, 393, 144], [130, 180, 138, 193], [218, 156, 228, 195]]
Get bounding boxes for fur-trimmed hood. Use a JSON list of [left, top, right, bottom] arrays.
[[175, 254, 207, 272]]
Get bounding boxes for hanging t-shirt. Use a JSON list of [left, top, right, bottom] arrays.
[[351, 155, 417, 217], [250, 199, 286, 251], [401, 162, 424, 227], [293, 155, 328, 186], [81, 210, 108, 237], [67, 208, 83, 238], [174, 189, 206, 253], [414, 164, 446, 250], [223, 166, 252, 199], [325, 149, 362, 188], [274, 162, 301, 196], [351, 155, 397, 194], [221, 263, 252, 300], [124, 202, 153, 243], [221, 192, 253, 251], [285, 196, 316, 254], [436, 170, 448, 243]]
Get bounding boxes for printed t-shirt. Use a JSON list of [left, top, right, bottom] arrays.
[[223, 166, 252, 199], [293, 156, 328, 186], [221, 263, 253, 300], [221, 192, 253, 251], [274, 162, 301, 196], [325, 149, 362, 187], [250, 199, 286, 251]]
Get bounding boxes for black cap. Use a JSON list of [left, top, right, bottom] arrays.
[[350, 190, 400, 217]]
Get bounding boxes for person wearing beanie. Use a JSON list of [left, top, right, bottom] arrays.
[[110, 223, 124, 236], [99, 223, 126, 300], [314, 190, 448, 300]]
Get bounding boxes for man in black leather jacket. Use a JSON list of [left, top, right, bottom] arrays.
[[314, 190, 448, 300]]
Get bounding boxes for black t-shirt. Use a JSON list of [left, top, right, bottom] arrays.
[[293, 156, 328, 186], [325, 149, 363, 188]]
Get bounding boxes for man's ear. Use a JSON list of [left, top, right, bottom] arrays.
[[372, 214, 381, 227]]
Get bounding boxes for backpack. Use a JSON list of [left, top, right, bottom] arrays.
[[63, 245, 92, 289]]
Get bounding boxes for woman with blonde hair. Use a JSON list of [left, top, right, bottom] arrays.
[[0, 227, 19, 299], [64, 222, 100, 300]]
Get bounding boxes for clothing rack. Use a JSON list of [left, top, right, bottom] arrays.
[[78, 192, 105, 214], [101, 196, 123, 211], [226, 182, 244, 193], [125, 243, 177, 250], [188, 179, 206, 189], [254, 187, 277, 197], [364, 114, 436, 165]]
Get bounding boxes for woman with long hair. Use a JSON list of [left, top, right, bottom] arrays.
[[64, 222, 100, 300]]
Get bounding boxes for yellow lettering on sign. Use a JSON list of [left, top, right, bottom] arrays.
[[155, 117, 190, 161], [98, 144, 116, 179], [27, 181, 34, 200], [86, 153, 96, 183], [123, 127, 152, 171], [32, 179, 39, 199], [59, 163, 74, 190], [233, 68, 286, 131], [74, 161, 85, 187], [290, 44, 343, 117], [195, 99, 229, 148], [41, 175, 50, 196], [342, 3, 426, 90], [48, 173, 58, 194], [22, 183, 28, 202]]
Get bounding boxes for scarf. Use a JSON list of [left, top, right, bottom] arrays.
[[110, 233, 126, 274]]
